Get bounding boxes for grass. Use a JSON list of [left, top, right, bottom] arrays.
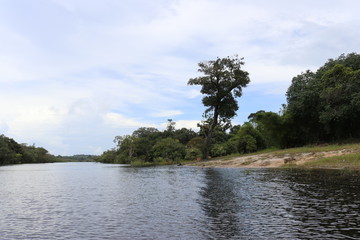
[[302, 152, 360, 170], [209, 143, 360, 160], [248, 143, 360, 159]]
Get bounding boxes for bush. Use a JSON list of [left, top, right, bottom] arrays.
[[238, 135, 257, 153], [152, 138, 186, 163], [210, 144, 227, 157], [185, 148, 202, 160], [96, 150, 117, 163]]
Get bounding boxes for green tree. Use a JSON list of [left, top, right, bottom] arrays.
[[188, 55, 250, 159], [234, 122, 266, 153], [173, 128, 198, 145], [121, 127, 162, 162], [165, 119, 176, 137], [285, 52, 360, 145], [114, 135, 137, 164], [0, 135, 57, 165], [151, 138, 186, 163], [96, 150, 117, 163], [286, 70, 322, 145], [248, 110, 284, 148], [318, 64, 360, 139], [132, 127, 161, 140]]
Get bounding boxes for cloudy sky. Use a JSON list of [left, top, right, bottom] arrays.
[[1, 0, 359, 155]]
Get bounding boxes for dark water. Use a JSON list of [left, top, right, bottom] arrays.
[[0, 163, 359, 239]]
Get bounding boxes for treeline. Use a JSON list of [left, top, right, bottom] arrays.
[[57, 154, 97, 162], [238, 52, 360, 148], [283, 53, 360, 146], [97, 53, 360, 164], [0, 134, 59, 165], [95, 120, 265, 165]]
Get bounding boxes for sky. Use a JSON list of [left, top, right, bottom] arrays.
[[1, 0, 360, 156]]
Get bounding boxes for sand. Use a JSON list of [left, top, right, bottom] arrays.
[[187, 148, 359, 168]]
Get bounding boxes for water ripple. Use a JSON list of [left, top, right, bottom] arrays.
[[0, 163, 359, 239]]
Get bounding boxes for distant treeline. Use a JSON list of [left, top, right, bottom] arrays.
[[0, 135, 99, 165], [57, 155, 97, 162], [0, 135, 59, 165], [96, 53, 360, 165]]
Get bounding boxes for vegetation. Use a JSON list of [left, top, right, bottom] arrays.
[[283, 53, 360, 146], [56, 155, 97, 162], [302, 152, 360, 170], [0, 135, 59, 165], [96, 53, 360, 167], [95, 121, 200, 165], [188, 55, 250, 159]]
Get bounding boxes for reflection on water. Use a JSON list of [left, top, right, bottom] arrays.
[[280, 169, 360, 239], [201, 168, 242, 239], [200, 168, 360, 239], [0, 163, 359, 239]]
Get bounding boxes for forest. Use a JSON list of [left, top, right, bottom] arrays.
[[0, 134, 98, 165], [0, 134, 59, 165], [96, 52, 360, 165]]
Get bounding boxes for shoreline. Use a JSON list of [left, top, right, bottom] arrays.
[[186, 144, 360, 170]]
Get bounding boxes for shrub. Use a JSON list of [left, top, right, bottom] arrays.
[[185, 148, 202, 160]]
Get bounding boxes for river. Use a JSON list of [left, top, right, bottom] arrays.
[[0, 162, 359, 239]]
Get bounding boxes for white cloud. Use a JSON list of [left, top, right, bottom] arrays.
[[1, 0, 360, 154], [157, 119, 200, 131], [175, 120, 200, 130], [152, 110, 183, 118], [0, 121, 9, 134], [103, 112, 156, 129]]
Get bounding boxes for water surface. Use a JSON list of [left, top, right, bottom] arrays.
[[0, 162, 359, 239]]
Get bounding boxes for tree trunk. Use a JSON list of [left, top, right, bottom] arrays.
[[202, 106, 219, 159]]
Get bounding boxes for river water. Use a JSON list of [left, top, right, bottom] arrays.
[[0, 162, 359, 239]]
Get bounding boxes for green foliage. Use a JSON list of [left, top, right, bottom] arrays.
[[319, 64, 360, 138], [302, 152, 360, 169], [0, 135, 58, 165], [188, 55, 250, 119], [57, 155, 97, 162], [210, 143, 228, 157], [98, 125, 197, 165], [188, 55, 250, 158], [132, 127, 161, 140], [186, 136, 205, 149], [248, 110, 284, 148], [96, 150, 117, 164], [185, 148, 202, 161], [152, 138, 186, 163], [237, 134, 257, 153], [173, 128, 198, 145], [230, 122, 266, 154], [239, 123, 266, 149], [210, 139, 239, 157], [285, 52, 360, 145]]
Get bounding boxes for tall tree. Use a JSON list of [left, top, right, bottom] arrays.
[[285, 52, 360, 144], [188, 55, 250, 159]]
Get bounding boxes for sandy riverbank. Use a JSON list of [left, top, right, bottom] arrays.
[[187, 146, 360, 169]]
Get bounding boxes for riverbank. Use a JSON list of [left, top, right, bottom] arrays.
[[187, 143, 360, 170]]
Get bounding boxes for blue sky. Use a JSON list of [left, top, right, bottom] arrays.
[[1, 0, 360, 155]]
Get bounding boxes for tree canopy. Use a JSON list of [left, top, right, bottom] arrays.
[[285, 52, 360, 144], [188, 55, 250, 159], [0, 135, 58, 165]]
